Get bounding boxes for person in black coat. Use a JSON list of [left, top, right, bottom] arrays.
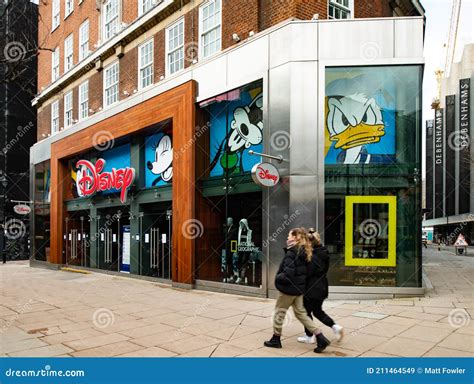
[[296, 229, 343, 346], [264, 228, 331, 353]]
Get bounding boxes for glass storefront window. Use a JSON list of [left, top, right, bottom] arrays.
[[195, 80, 264, 287], [33, 161, 51, 261], [324, 65, 422, 288]]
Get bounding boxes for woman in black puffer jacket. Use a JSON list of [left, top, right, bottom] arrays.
[[264, 228, 330, 352], [296, 229, 343, 350]]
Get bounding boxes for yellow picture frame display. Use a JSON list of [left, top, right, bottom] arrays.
[[345, 195, 397, 267]]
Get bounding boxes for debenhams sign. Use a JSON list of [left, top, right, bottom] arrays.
[[434, 108, 444, 165]]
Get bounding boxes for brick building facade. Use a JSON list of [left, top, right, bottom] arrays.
[[34, 0, 423, 140]]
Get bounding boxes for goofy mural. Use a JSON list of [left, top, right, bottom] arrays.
[[209, 88, 263, 177], [325, 72, 396, 165]]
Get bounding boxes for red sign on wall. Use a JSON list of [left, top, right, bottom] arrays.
[[76, 158, 135, 203]]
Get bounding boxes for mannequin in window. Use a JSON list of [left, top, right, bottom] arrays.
[[229, 218, 252, 284], [221, 217, 237, 282]]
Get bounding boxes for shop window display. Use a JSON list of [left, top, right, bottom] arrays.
[[33, 161, 51, 261], [195, 80, 264, 287], [324, 66, 422, 288]]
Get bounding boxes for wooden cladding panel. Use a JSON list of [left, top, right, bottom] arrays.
[[50, 81, 197, 284]]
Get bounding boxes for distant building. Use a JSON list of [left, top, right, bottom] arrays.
[[423, 44, 474, 245], [0, 0, 38, 260]]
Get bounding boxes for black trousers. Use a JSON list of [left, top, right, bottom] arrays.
[[303, 296, 335, 336]]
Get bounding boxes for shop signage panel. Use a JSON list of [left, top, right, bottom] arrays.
[[445, 95, 456, 216], [251, 162, 280, 187], [121, 225, 131, 273], [459, 78, 470, 214], [425, 119, 434, 220], [345, 196, 397, 267], [145, 132, 173, 188], [325, 68, 396, 165], [75, 158, 135, 203], [13, 204, 31, 215], [434, 108, 444, 218], [207, 84, 263, 177]]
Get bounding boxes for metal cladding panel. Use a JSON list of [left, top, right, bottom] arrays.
[[289, 61, 319, 176], [269, 23, 318, 69], [394, 18, 424, 58], [227, 36, 269, 91], [318, 19, 395, 61]]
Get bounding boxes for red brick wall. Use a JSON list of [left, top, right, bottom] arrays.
[[119, 46, 138, 97], [355, 0, 393, 18], [222, 0, 259, 50]]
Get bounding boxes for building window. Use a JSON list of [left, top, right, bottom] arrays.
[[166, 18, 184, 76], [65, 0, 73, 17], [139, 0, 154, 15], [52, 47, 60, 82], [104, 61, 119, 107], [64, 34, 74, 72], [199, 0, 221, 59], [328, 0, 353, 19], [51, 100, 59, 134], [52, 0, 60, 30], [79, 20, 89, 61], [79, 81, 89, 120], [64, 91, 73, 128], [103, 0, 120, 41], [138, 39, 154, 89]]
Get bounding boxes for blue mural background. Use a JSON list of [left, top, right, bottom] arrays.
[[144, 133, 173, 188]]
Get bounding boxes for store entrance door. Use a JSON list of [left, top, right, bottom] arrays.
[[138, 203, 172, 279], [97, 209, 130, 272], [64, 211, 90, 267]]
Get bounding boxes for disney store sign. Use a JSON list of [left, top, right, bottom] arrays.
[[251, 162, 280, 187], [76, 158, 135, 203]]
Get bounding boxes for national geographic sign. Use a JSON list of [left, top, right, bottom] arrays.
[[459, 78, 470, 214], [434, 108, 444, 218]]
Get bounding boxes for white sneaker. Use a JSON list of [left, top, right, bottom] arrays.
[[297, 335, 316, 344], [332, 324, 344, 341]]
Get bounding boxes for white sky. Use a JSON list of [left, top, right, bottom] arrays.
[[422, 0, 474, 176]]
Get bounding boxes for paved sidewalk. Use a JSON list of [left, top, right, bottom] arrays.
[[1, 248, 472, 357]]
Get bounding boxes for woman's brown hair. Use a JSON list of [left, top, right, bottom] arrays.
[[307, 228, 321, 247], [290, 227, 313, 262]]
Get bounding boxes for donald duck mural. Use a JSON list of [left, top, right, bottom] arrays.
[[325, 72, 396, 165]]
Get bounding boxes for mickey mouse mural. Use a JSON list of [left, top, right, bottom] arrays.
[[145, 133, 173, 187], [208, 84, 263, 177]]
